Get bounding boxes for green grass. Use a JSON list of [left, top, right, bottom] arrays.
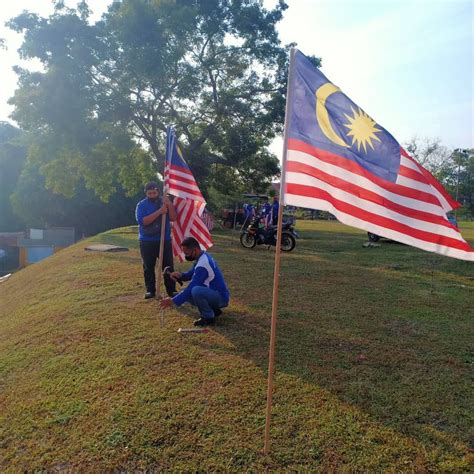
[[1, 221, 473, 471]]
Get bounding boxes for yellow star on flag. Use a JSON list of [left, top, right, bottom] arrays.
[[344, 107, 382, 153]]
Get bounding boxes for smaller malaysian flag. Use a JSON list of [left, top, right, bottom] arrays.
[[164, 127, 213, 261], [201, 209, 215, 231]]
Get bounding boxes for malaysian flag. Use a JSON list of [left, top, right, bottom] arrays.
[[164, 127, 213, 261], [201, 209, 215, 231], [283, 49, 473, 261]]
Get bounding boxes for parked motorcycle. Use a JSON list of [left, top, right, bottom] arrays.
[[240, 215, 298, 251]]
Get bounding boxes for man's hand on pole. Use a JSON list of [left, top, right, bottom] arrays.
[[159, 297, 174, 309], [169, 271, 182, 282], [163, 194, 177, 221]]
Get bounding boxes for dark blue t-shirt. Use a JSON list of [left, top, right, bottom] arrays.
[[271, 200, 279, 224], [135, 197, 171, 242], [261, 202, 271, 217]]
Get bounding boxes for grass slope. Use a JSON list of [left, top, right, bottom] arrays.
[[1, 221, 473, 471]]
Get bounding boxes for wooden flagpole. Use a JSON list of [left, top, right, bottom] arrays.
[[155, 197, 168, 300], [156, 196, 168, 298], [156, 132, 171, 326], [263, 47, 296, 455], [230, 202, 239, 245], [156, 209, 167, 327]]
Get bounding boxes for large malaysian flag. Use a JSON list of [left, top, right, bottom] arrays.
[[283, 49, 473, 261], [164, 127, 213, 261]]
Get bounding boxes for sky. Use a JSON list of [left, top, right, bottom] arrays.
[[0, 0, 472, 155], [265, 0, 473, 155]]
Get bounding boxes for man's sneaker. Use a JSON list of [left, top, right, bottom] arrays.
[[214, 308, 222, 317], [144, 292, 156, 300], [193, 317, 215, 327]]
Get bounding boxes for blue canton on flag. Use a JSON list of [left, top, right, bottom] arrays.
[[289, 50, 401, 183]]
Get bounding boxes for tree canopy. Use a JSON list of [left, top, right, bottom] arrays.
[[10, 157, 144, 236], [0, 122, 27, 231], [8, 0, 293, 202], [0, 121, 143, 236]]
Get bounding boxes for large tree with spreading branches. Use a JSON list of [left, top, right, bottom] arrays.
[[8, 0, 305, 202]]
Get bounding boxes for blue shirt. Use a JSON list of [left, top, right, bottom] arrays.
[[244, 203, 254, 219], [135, 197, 171, 242], [172, 252, 230, 307], [261, 202, 271, 217], [271, 200, 279, 223]]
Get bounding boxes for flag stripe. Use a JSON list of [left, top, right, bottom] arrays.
[[400, 150, 459, 210], [168, 169, 203, 190], [415, 160, 460, 211], [287, 147, 444, 214], [286, 160, 456, 229], [286, 174, 463, 241], [170, 197, 213, 262], [398, 164, 427, 183], [395, 174, 441, 197], [285, 184, 473, 253], [170, 163, 197, 179], [288, 139, 442, 207], [167, 174, 202, 191], [286, 193, 472, 260], [167, 182, 205, 201], [400, 155, 420, 171], [201, 210, 215, 231]]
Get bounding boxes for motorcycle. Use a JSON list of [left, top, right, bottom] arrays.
[[240, 215, 298, 251]]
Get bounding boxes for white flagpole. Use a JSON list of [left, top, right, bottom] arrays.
[[263, 47, 297, 455]]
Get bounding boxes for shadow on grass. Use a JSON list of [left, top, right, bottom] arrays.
[[209, 229, 473, 455], [96, 225, 473, 454], [217, 308, 472, 459]]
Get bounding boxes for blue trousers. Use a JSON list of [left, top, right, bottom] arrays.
[[189, 286, 228, 319]]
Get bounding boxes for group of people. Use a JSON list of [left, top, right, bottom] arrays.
[[243, 196, 280, 228], [135, 182, 229, 327]]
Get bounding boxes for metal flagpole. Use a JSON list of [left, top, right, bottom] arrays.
[[263, 47, 296, 455]]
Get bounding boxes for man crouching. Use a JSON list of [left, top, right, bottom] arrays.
[[159, 237, 230, 326]]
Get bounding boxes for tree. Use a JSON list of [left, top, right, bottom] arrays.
[[8, 0, 294, 203], [0, 122, 27, 231], [11, 157, 146, 236], [439, 148, 473, 218], [404, 136, 451, 173]]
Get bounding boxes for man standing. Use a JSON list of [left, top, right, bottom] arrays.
[[136, 181, 178, 299], [271, 195, 280, 226], [243, 202, 255, 225], [260, 197, 272, 228], [159, 237, 230, 326]]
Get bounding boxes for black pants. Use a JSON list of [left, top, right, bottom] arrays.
[[139, 240, 176, 296]]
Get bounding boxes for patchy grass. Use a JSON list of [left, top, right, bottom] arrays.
[[0, 221, 473, 471]]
